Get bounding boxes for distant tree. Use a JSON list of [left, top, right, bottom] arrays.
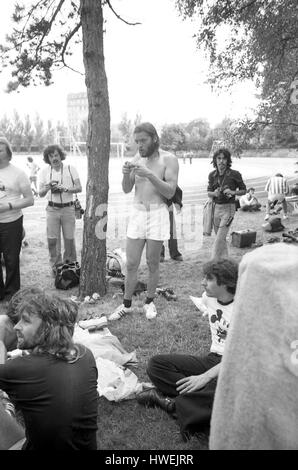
[[160, 124, 187, 152], [44, 120, 56, 146], [118, 113, 132, 145], [34, 114, 45, 150], [0, 115, 13, 142], [23, 114, 34, 151], [80, 119, 88, 142], [175, 0, 298, 147], [134, 113, 142, 127], [0, 0, 140, 297], [185, 118, 212, 150], [11, 110, 24, 151]]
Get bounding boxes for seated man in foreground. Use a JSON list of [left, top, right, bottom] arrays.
[[136, 258, 239, 439], [0, 290, 98, 450], [239, 187, 261, 212]]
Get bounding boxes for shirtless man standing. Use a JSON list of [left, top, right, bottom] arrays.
[[109, 123, 179, 321]]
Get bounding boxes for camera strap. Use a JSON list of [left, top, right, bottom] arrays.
[[68, 165, 79, 204], [50, 166, 63, 204], [217, 170, 230, 192]]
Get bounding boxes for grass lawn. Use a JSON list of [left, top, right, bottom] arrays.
[[3, 195, 298, 450]]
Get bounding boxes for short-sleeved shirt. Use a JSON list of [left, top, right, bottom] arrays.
[[240, 194, 255, 208], [265, 176, 289, 197], [0, 345, 98, 450], [27, 162, 39, 177], [0, 164, 32, 223], [38, 163, 79, 204], [201, 291, 234, 356], [207, 169, 246, 204]]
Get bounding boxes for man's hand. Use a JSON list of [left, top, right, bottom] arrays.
[[176, 374, 210, 394], [122, 161, 135, 175], [213, 188, 221, 197], [223, 188, 234, 197], [132, 165, 153, 179]]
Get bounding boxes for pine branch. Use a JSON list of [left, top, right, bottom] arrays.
[[61, 21, 84, 75], [105, 0, 141, 26], [35, 0, 65, 60]]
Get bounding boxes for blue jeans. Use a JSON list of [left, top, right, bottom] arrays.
[[46, 205, 76, 266], [212, 203, 236, 259]]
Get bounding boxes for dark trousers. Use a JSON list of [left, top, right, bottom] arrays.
[[161, 209, 182, 259], [0, 216, 23, 299], [147, 352, 221, 435]]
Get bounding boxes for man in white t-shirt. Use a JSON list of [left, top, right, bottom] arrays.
[[26, 157, 40, 196], [0, 137, 34, 300], [38, 145, 82, 270], [136, 258, 238, 440], [239, 187, 261, 212]]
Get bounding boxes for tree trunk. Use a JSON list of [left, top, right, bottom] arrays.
[[80, 0, 110, 297]]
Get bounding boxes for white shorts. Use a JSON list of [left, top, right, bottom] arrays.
[[127, 203, 170, 241]]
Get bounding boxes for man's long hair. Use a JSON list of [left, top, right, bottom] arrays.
[[18, 291, 82, 362], [43, 144, 66, 164], [203, 258, 239, 294], [212, 148, 232, 170], [7, 287, 44, 325], [134, 122, 160, 151]]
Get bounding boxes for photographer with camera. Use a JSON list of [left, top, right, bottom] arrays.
[[38, 145, 82, 271], [207, 148, 246, 259]]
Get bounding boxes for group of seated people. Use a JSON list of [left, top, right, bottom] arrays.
[[1, 243, 296, 450], [0, 257, 238, 449]]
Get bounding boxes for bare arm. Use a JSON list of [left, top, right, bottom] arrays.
[[0, 178, 34, 213], [0, 340, 7, 364], [122, 162, 136, 194], [176, 362, 221, 394], [64, 177, 82, 194]]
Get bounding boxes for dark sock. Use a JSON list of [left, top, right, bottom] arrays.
[[145, 297, 154, 305], [123, 299, 132, 308]]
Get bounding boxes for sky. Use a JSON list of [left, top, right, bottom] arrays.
[[0, 0, 259, 128]]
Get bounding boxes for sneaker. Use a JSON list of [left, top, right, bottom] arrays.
[[144, 302, 157, 319], [264, 214, 270, 221], [109, 304, 133, 321]]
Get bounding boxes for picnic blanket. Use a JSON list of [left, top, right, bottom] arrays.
[[73, 326, 145, 401], [210, 243, 298, 450]]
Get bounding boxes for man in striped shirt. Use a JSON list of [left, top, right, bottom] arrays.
[[264, 173, 290, 221]]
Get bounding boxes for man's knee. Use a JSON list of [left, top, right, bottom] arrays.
[[126, 258, 140, 273], [147, 355, 161, 379], [47, 238, 58, 249], [146, 257, 160, 273]]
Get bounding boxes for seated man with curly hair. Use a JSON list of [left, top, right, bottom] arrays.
[[136, 258, 239, 440], [0, 290, 98, 450]]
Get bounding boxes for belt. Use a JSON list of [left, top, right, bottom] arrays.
[[48, 201, 74, 208]]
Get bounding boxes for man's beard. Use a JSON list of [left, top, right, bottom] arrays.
[[142, 141, 158, 158]]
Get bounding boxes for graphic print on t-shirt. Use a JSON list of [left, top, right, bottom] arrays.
[[210, 309, 230, 343]]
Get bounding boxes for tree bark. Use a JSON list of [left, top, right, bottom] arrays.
[[80, 0, 110, 296]]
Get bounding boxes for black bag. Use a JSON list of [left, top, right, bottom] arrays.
[[68, 165, 85, 219], [166, 185, 183, 208], [55, 262, 80, 290]]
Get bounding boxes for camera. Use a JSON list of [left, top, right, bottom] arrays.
[[221, 185, 233, 199], [50, 181, 62, 193]]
